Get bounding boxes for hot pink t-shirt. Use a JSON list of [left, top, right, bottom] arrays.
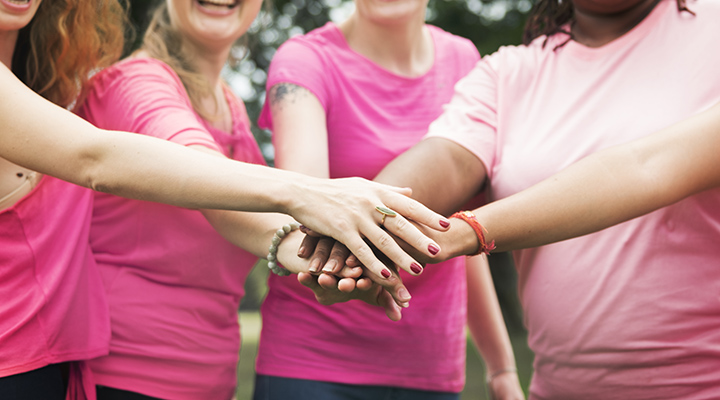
[[257, 23, 480, 392], [76, 58, 265, 400], [0, 177, 109, 375], [427, 1, 720, 398]]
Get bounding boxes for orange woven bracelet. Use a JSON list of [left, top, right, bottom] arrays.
[[450, 211, 496, 256]]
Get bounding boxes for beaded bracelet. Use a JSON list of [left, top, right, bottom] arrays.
[[450, 210, 496, 256], [266, 221, 301, 276]]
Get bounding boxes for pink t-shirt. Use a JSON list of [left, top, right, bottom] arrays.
[[427, 1, 720, 398], [76, 58, 265, 400], [0, 177, 109, 376], [257, 23, 480, 392]]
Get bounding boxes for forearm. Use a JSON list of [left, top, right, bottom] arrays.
[[1, 68, 303, 213], [374, 137, 487, 215], [474, 102, 720, 252], [466, 256, 517, 374]]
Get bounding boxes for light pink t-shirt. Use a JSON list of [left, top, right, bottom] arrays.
[[76, 58, 265, 400], [258, 23, 480, 392], [0, 177, 109, 377], [427, 1, 720, 398]]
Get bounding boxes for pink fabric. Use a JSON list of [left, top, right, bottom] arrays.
[[427, 1, 720, 398], [76, 57, 264, 400], [0, 176, 109, 383], [257, 23, 480, 392]]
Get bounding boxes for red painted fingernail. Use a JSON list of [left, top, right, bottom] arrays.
[[439, 219, 450, 228], [410, 263, 423, 274], [381, 269, 391, 278], [428, 244, 440, 255]]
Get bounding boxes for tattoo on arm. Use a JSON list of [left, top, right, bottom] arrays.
[[269, 83, 310, 110]]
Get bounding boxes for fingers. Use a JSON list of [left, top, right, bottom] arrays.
[[317, 273, 340, 290], [380, 212, 441, 262], [336, 277, 358, 293], [358, 264, 411, 308], [321, 242, 352, 275], [360, 223, 427, 277], [376, 288, 402, 322], [377, 188, 450, 232], [307, 237, 335, 273], [297, 234, 320, 259]]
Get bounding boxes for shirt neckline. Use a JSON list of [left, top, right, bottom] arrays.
[[557, 0, 670, 59], [325, 22, 439, 82]]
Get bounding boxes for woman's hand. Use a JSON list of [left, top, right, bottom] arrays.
[[297, 272, 404, 321], [287, 177, 451, 280]]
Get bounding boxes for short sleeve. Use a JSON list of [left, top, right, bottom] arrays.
[[77, 58, 222, 152], [424, 54, 500, 178], [258, 38, 330, 131]]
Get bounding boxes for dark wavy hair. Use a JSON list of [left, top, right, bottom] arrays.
[[523, 0, 695, 47], [11, 0, 127, 108]]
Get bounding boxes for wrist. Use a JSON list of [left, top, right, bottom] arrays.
[[450, 210, 496, 256], [486, 366, 518, 384], [267, 220, 301, 276]]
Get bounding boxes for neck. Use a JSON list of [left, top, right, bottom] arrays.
[[340, 14, 432, 77], [0, 31, 18, 69], [572, 0, 660, 47], [183, 41, 231, 90]]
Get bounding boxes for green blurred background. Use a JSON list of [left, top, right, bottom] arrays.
[[126, 1, 535, 398]]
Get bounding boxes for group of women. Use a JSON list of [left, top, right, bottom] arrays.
[[2, 0, 720, 399]]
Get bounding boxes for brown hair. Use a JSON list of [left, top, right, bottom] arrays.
[[11, 0, 127, 108], [523, 0, 695, 47], [141, 3, 248, 120]]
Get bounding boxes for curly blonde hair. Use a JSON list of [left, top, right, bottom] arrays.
[[11, 0, 127, 108]]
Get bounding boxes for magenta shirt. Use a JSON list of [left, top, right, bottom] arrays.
[[428, 1, 720, 398], [0, 177, 109, 375], [76, 58, 265, 399], [258, 23, 480, 392]]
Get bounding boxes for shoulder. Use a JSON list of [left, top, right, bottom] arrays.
[[481, 37, 549, 73], [427, 25, 478, 56], [87, 57, 185, 97], [274, 22, 344, 61]]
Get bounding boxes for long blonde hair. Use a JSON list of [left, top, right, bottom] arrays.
[[141, 2, 248, 120], [12, 0, 126, 108]]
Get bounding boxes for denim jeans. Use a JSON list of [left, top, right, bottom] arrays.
[[253, 375, 460, 400]]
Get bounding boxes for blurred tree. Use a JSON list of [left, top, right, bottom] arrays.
[[125, 0, 530, 330]]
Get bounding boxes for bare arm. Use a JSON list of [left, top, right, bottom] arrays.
[[267, 82, 446, 279], [374, 137, 488, 215], [474, 101, 720, 252], [0, 63, 449, 276], [466, 256, 524, 400]]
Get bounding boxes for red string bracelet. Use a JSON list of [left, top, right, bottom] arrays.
[[450, 211, 496, 256]]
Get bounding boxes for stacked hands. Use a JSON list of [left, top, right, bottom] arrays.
[[280, 188, 483, 321]]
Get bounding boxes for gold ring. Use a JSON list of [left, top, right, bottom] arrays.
[[375, 206, 397, 226]]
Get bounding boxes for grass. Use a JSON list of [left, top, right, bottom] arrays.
[[235, 312, 534, 400]]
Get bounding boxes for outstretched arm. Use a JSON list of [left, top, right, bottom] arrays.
[[0, 63, 448, 279], [473, 101, 720, 252]]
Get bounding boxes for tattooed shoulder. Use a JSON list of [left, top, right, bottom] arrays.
[[269, 83, 309, 107]]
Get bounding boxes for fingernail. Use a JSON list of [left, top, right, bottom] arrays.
[[299, 225, 309, 233], [309, 259, 320, 273], [322, 260, 337, 273], [398, 287, 411, 301], [381, 269, 391, 279], [297, 246, 305, 257], [428, 243, 440, 255], [439, 219, 450, 228], [410, 262, 423, 274]]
